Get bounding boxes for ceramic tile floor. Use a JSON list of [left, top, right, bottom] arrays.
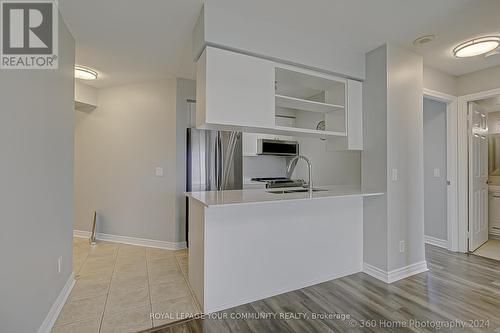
[[51, 237, 198, 333], [473, 239, 500, 261]]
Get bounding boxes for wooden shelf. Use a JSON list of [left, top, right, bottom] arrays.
[[275, 94, 344, 113], [274, 126, 346, 138]]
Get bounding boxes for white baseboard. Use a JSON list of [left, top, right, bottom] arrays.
[[387, 261, 428, 283], [73, 230, 92, 238], [362, 263, 388, 282], [73, 230, 187, 250], [363, 261, 428, 284], [424, 235, 448, 249], [37, 273, 75, 333]]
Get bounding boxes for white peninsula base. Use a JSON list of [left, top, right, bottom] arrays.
[[187, 188, 382, 313]]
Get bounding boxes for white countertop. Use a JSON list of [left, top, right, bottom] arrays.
[[185, 185, 384, 207]]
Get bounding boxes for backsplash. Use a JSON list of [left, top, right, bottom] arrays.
[[243, 156, 287, 182], [242, 138, 361, 186]]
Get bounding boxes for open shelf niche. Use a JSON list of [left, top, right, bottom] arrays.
[[274, 66, 347, 138]]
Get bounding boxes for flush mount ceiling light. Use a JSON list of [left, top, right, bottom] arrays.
[[453, 36, 500, 58], [75, 66, 98, 80]]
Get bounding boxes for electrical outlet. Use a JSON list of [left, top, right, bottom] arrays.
[[57, 256, 62, 274], [399, 240, 405, 253]]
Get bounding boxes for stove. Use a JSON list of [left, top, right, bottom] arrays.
[[251, 177, 305, 189]]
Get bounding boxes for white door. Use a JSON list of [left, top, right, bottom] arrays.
[[468, 102, 489, 251]]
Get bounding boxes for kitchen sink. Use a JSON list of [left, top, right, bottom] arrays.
[[267, 188, 329, 194]]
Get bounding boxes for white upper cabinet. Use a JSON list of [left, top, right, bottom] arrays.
[[274, 65, 347, 138], [196, 46, 363, 150], [196, 46, 275, 130], [346, 80, 363, 150], [326, 79, 363, 151]]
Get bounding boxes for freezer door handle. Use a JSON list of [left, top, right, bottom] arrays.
[[215, 133, 223, 190]]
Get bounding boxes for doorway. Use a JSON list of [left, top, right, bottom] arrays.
[[423, 98, 448, 248], [467, 95, 500, 259], [423, 89, 459, 252]]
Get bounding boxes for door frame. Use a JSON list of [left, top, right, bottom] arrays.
[[423, 89, 459, 251], [458, 87, 500, 252]]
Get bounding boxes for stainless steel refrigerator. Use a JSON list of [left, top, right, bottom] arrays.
[[186, 128, 243, 242], [187, 128, 242, 191]]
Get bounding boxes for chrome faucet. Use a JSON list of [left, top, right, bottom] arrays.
[[286, 155, 313, 195]]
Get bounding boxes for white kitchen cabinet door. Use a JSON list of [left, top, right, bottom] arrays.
[[196, 47, 275, 130], [326, 79, 363, 151]]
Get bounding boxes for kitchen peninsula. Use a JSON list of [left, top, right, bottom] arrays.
[[185, 186, 383, 313]]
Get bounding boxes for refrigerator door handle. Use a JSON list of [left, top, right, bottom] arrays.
[[214, 135, 218, 190], [217, 133, 223, 190]]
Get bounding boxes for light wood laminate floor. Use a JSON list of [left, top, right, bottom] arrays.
[[144, 245, 500, 333]]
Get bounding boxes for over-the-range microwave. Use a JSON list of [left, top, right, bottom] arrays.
[[257, 139, 299, 156]]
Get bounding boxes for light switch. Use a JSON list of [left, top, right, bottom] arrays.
[[433, 168, 441, 178], [155, 167, 164, 177], [392, 169, 398, 181]]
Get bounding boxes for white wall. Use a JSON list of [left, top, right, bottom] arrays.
[[362, 45, 388, 270], [386, 44, 425, 271], [423, 99, 448, 240], [175, 79, 196, 242], [363, 44, 425, 273], [74, 79, 183, 244], [457, 64, 500, 96], [423, 64, 500, 97], [423, 66, 457, 96], [0, 17, 75, 333]]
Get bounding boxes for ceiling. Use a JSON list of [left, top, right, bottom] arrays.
[[60, 0, 500, 88], [59, 0, 203, 88]]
